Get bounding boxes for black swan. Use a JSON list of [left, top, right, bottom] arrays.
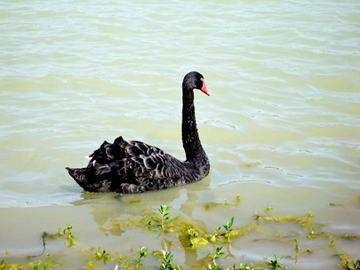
[[66, 71, 210, 193]]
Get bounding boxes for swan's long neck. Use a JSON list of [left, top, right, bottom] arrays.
[[182, 87, 208, 167]]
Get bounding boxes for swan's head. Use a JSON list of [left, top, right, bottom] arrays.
[[183, 71, 210, 96]]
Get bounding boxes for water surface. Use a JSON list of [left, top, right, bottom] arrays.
[[1, 0, 359, 269]]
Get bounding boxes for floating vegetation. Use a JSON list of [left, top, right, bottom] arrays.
[[1, 196, 359, 270], [204, 194, 241, 210], [329, 202, 345, 207]]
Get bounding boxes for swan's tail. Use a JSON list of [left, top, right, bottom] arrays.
[[65, 167, 88, 188]]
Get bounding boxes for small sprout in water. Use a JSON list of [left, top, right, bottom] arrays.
[[307, 227, 315, 239], [223, 217, 234, 245], [294, 237, 299, 251], [66, 225, 73, 238], [269, 255, 282, 269], [308, 211, 313, 217], [154, 204, 177, 233], [235, 263, 255, 270], [132, 246, 148, 269], [64, 224, 75, 246], [267, 203, 273, 210], [210, 226, 221, 243], [160, 250, 180, 270], [210, 246, 225, 267], [254, 211, 260, 220], [350, 259, 360, 269], [94, 247, 110, 262], [206, 264, 221, 270]]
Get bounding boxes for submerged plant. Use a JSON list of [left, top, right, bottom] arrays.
[[205, 194, 241, 209]]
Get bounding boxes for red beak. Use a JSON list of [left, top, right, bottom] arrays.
[[200, 78, 210, 96]]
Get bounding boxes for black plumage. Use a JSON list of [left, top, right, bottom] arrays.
[[66, 71, 210, 193]]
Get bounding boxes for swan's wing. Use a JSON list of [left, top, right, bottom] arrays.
[[68, 136, 186, 193], [87, 136, 164, 166], [81, 150, 186, 193]]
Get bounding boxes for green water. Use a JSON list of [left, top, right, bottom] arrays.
[[1, 0, 359, 269]]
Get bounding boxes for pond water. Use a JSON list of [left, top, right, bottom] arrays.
[[0, 0, 359, 269]]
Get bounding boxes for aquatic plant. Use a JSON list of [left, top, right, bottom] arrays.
[[223, 217, 234, 245], [160, 250, 181, 270], [209, 226, 221, 244], [235, 264, 255, 270], [345, 258, 360, 270], [2, 202, 358, 270], [205, 194, 241, 210], [294, 237, 299, 251], [306, 227, 315, 239], [94, 247, 110, 263], [153, 204, 177, 233], [269, 255, 282, 269], [206, 264, 222, 270], [132, 246, 148, 269], [40, 224, 76, 249], [209, 246, 225, 267], [187, 228, 198, 247]]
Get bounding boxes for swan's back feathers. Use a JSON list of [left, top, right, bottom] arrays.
[[66, 136, 202, 193]]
